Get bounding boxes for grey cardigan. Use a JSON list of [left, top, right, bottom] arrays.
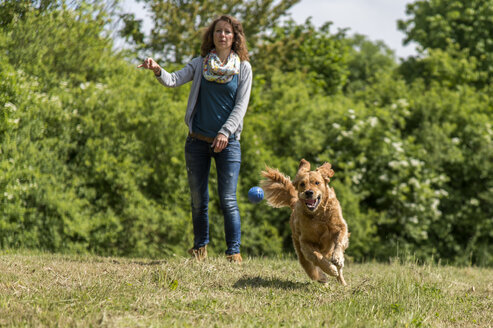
[[156, 56, 253, 140]]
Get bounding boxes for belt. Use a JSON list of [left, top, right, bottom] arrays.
[[189, 132, 214, 143]]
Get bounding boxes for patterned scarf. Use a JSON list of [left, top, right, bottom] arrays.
[[203, 49, 240, 83]]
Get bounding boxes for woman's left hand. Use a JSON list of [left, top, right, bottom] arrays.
[[212, 133, 228, 153]]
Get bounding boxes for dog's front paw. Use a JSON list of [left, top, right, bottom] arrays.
[[331, 250, 345, 268]]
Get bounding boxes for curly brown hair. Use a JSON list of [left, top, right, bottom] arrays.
[[201, 15, 249, 61]]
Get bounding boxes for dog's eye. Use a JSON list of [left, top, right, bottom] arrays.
[[315, 181, 320, 185], [300, 182, 305, 188]]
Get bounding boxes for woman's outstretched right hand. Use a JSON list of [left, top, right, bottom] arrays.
[[138, 57, 161, 75]]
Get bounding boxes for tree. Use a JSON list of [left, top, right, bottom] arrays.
[[398, 44, 485, 88], [121, 0, 300, 63], [2, 0, 493, 266], [344, 34, 397, 93], [253, 19, 349, 94], [398, 0, 493, 87], [0, 0, 193, 257]]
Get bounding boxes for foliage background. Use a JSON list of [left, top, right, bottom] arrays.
[[1, 0, 492, 266]]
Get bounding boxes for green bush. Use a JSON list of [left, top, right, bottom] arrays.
[[1, 1, 492, 266]]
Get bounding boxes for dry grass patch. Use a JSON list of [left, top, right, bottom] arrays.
[[0, 251, 491, 327]]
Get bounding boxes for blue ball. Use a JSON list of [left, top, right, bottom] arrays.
[[248, 186, 264, 204]]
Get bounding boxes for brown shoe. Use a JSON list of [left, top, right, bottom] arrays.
[[226, 253, 242, 264], [188, 245, 207, 261]]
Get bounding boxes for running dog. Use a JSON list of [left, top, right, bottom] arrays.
[[261, 159, 349, 285]]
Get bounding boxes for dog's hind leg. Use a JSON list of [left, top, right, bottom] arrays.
[[316, 268, 328, 284], [300, 254, 327, 283], [293, 238, 327, 283], [299, 242, 339, 278], [336, 267, 347, 286]]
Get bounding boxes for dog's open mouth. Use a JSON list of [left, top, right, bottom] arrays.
[[304, 195, 321, 211]]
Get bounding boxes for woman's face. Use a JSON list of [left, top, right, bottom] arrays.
[[213, 20, 234, 52]]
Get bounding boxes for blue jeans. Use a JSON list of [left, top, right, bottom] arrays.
[[185, 136, 241, 255]]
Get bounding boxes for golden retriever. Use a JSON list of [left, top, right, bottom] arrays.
[[260, 159, 349, 285]]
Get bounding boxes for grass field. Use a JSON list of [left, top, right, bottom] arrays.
[[0, 251, 491, 327]]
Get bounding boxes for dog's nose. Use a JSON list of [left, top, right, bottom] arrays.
[[305, 190, 314, 198]]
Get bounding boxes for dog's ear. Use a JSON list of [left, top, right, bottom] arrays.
[[297, 159, 310, 175], [317, 162, 334, 183]]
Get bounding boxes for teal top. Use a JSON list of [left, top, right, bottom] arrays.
[[192, 75, 238, 138], [156, 57, 252, 140]]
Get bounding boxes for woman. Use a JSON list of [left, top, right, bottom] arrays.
[[138, 15, 252, 263]]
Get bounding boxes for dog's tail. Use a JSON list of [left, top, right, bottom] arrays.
[[260, 166, 298, 209]]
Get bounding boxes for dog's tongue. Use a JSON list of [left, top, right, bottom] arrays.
[[305, 199, 317, 206]]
